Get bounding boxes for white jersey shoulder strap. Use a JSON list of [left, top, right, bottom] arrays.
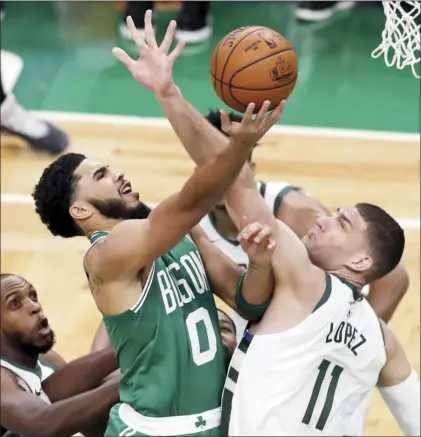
[[199, 214, 223, 243], [257, 180, 300, 216], [1, 358, 51, 403]]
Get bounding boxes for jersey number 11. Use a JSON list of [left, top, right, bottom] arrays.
[[302, 359, 344, 431]]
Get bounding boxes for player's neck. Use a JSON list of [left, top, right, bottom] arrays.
[[85, 218, 124, 239], [0, 337, 38, 369], [329, 268, 364, 291], [210, 209, 239, 241]]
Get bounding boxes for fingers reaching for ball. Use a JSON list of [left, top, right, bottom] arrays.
[[238, 218, 276, 267], [219, 99, 287, 146], [270, 99, 287, 123]]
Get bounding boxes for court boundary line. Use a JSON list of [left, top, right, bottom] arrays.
[[32, 110, 420, 143], [2, 193, 419, 230]]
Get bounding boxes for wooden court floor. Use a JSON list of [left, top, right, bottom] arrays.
[[1, 119, 419, 436]]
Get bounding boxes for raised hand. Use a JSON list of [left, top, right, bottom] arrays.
[[112, 10, 185, 96], [237, 216, 276, 267], [220, 100, 286, 146]]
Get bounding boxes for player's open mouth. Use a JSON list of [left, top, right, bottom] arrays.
[[120, 181, 139, 198], [120, 181, 132, 195], [37, 317, 51, 336]]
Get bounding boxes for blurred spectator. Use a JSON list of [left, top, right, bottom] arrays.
[[295, 1, 356, 22], [0, 1, 68, 154], [119, 1, 212, 44]]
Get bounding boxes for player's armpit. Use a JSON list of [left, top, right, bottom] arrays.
[[0, 368, 119, 437], [190, 225, 243, 312], [377, 320, 420, 436]]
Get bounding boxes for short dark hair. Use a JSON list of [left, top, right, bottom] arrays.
[[32, 153, 87, 238], [356, 203, 405, 283]]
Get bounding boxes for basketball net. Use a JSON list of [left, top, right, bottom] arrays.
[[372, 1, 420, 79]]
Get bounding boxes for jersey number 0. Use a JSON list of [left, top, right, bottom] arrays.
[[186, 307, 218, 366]]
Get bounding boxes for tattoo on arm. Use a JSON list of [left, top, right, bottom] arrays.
[[85, 248, 104, 297], [90, 274, 103, 296]]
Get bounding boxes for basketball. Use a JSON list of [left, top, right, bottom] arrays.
[[210, 26, 298, 113]]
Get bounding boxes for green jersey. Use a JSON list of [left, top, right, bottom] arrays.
[[87, 231, 226, 434]]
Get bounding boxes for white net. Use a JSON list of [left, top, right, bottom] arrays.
[[372, 1, 421, 78]]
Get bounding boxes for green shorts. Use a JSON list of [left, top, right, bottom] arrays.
[[106, 403, 221, 437]]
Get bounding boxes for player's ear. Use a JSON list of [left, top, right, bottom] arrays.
[[347, 254, 372, 274], [69, 201, 93, 221]]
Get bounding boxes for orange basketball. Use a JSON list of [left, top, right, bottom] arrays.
[[210, 26, 298, 113]]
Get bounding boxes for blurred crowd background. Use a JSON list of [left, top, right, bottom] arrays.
[[0, 0, 419, 157]]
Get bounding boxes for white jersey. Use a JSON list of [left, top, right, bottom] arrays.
[[222, 274, 386, 436], [1, 357, 54, 437], [200, 181, 299, 341]]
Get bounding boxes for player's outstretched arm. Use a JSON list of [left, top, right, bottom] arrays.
[[41, 346, 117, 403], [220, 106, 319, 283], [377, 320, 420, 436], [113, 10, 266, 175], [220, 101, 284, 231], [88, 122, 259, 286], [0, 369, 119, 437], [87, 12, 263, 315], [190, 219, 275, 318], [113, 10, 284, 238]]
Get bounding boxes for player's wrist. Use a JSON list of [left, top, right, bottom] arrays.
[[228, 135, 256, 151], [155, 83, 181, 100], [248, 258, 272, 270]]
